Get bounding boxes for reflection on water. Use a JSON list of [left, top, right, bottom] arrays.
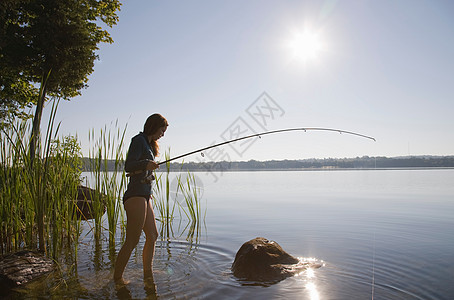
[[294, 259, 324, 300], [5, 214, 208, 299], [306, 282, 319, 300], [115, 273, 157, 300], [5, 170, 454, 299]]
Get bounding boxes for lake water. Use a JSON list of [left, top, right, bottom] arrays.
[[9, 169, 454, 299]]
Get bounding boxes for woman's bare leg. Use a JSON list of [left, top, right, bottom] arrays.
[[114, 197, 147, 281], [142, 198, 158, 275]]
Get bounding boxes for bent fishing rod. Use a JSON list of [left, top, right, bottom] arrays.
[[126, 127, 375, 177], [159, 127, 375, 165]]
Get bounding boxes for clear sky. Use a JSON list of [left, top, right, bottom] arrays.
[[46, 0, 454, 162]]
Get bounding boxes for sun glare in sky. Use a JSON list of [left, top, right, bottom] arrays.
[[286, 28, 324, 63]]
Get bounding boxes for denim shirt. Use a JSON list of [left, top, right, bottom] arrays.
[[123, 132, 155, 202]]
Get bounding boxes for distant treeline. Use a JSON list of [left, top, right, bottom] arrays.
[[81, 156, 454, 172]]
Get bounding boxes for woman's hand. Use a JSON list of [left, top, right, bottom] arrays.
[[146, 161, 159, 171]]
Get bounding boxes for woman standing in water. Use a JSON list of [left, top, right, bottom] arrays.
[[114, 113, 168, 283]]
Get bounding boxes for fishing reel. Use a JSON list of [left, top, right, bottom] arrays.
[[141, 173, 155, 184], [126, 170, 155, 184]]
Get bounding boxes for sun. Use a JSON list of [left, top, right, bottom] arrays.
[[286, 29, 324, 63]]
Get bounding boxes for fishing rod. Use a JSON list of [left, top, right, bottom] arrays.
[[126, 127, 375, 177], [159, 127, 375, 166]]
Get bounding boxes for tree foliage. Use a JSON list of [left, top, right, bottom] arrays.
[[0, 0, 121, 127]]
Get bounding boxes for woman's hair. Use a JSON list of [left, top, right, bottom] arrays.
[[143, 113, 169, 156]]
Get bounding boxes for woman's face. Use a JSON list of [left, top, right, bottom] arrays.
[[150, 126, 167, 141]]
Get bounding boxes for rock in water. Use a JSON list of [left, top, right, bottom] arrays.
[[232, 237, 311, 282], [75, 185, 106, 219], [0, 250, 54, 296]]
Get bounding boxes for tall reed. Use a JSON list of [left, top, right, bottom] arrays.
[[87, 121, 127, 246], [0, 99, 82, 258], [177, 172, 204, 223], [0, 121, 31, 253], [153, 153, 176, 222], [152, 152, 205, 240]]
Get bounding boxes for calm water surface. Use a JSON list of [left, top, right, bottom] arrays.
[[10, 169, 454, 299]]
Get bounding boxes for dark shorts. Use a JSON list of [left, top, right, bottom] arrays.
[[123, 180, 152, 204], [123, 194, 151, 204]]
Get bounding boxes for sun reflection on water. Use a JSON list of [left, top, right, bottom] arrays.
[[293, 257, 324, 300], [306, 282, 320, 300], [306, 267, 315, 278]]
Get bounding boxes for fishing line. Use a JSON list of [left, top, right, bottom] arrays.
[[371, 229, 376, 300]]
